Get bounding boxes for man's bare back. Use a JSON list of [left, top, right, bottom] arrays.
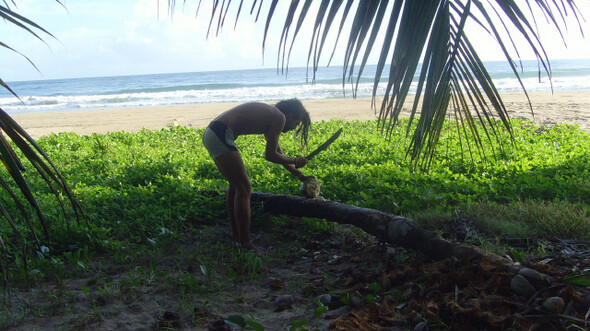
[[214, 102, 285, 138]]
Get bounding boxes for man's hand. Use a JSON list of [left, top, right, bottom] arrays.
[[294, 157, 308, 169]]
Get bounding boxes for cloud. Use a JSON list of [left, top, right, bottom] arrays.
[[0, 0, 333, 80]]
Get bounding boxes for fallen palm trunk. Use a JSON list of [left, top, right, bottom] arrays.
[[250, 192, 514, 270]]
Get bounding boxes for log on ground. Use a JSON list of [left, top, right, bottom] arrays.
[[250, 192, 513, 270]]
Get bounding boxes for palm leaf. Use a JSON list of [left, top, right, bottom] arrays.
[[261, 0, 279, 61], [282, 0, 313, 75], [1, 2, 83, 291], [351, 0, 389, 97], [343, 0, 381, 94], [1, 109, 83, 219], [180, 0, 583, 167], [314, 0, 345, 69], [0, 5, 56, 44], [370, 1, 404, 108], [0, 40, 40, 99], [276, 0, 301, 71], [0, 77, 21, 100], [0, 175, 41, 248], [304, 0, 330, 81], [205, 0, 221, 38]]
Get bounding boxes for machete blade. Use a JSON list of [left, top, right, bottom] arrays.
[[306, 127, 343, 160]]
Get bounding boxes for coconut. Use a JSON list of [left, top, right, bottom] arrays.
[[299, 177, 321, 198]]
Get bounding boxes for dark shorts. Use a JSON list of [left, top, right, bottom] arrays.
[[202, 120, 238, 159]]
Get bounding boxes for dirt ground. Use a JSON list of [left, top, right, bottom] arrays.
[[2, 213, 589, 330]]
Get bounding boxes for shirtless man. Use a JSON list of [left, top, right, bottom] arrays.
[[202, 99, 313, 253]]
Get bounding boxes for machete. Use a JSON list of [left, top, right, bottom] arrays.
[[306, 127, 343, 160]]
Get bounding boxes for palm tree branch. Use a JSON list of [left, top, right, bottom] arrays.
[[456, 43, 507, 144], [305, 0, 330, 82], [314, 0, 345, 71], [342, 0, 375, 77], [326, 0, 355, 67], [0, 175, 41, 248], [405, 2, 452, 163], [261, 0, 279, 61], [0, 186, 28, 242], [232, 0, 243, 29], [494, 1, 550, 64], [0, 135, 49, 240], [253, 0, 264, 21], [379, 1, 439, 136], [0, 40, 41, 75], [276, 0, 300, 73], [220, 0, 234, 34], [351, 0, 389, 97], [451, 69, 491, 159], [205, 0, 221, 38], [0, 77, 22, 100], [450, 84, 478, 163], [370, 0, 403, 109], [4, 132, 72, 230], [472, 1, 538, 112], [0, 5, 56, 42], [342, 1, 372, 84], [283, 0, 313, 75], [0, 109, 83, 221]]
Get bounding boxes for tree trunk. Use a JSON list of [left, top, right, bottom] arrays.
[[250, 192, 514, 270]]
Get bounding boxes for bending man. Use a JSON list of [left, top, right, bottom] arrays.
[[202, 99, 312, 253]]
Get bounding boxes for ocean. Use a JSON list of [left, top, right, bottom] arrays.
[[1, 59, 589, 114]]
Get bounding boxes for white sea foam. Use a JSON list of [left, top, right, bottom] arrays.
[[1, 61, 588, 114]]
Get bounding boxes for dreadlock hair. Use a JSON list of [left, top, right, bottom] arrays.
[[275, 98, 311, 151]]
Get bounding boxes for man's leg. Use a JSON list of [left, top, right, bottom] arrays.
[[214, 151, 253, 248], [225, 184, 239, 243]]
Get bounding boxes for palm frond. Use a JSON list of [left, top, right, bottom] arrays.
[[1, 2, 62, 98], [187, 0, 583, 169], [0, 108, 84, 292], [1, 2, 83, 292]]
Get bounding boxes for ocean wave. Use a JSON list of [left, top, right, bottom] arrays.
[[492, 75, 590, 92], [2, 61, 589, 114], [1, 83, 385, 114]]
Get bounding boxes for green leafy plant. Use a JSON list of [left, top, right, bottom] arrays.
[[1, 120, 589, 295], [313, 298, 329, 318], [232, 250, 265, 277], [563, 273, 590, 287], [509, 247, 527, 264], [366, 281, 382, 304]]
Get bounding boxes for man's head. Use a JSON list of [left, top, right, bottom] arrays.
[[275, 98, 311, 149]]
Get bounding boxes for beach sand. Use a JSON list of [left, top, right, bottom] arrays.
[[10, 91, 590, 139]]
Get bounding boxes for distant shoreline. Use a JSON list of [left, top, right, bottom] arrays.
[[10, 91, 590, 139]]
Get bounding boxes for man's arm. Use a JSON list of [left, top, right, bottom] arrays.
[[264, 112, 307, 167], [276, 145, 310, 181]]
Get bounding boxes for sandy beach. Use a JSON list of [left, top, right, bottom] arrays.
[[10, 90, 590, 138]]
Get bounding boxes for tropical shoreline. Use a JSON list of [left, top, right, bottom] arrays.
[[10, 90, 590, 139]]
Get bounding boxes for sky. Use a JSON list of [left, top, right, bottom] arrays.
[[1, 0, 589, 82]]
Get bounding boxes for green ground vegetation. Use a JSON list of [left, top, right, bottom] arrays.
[[1, 118, 589, 287]]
